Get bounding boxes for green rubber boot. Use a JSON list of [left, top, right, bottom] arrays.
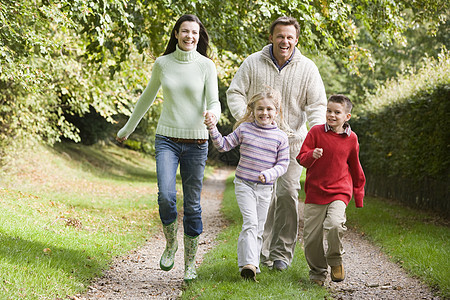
[[184, 234, 199, 282], [159, 220, 178, 271]]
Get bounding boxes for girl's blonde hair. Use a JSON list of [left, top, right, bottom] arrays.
[[234, 86, 290, 134]]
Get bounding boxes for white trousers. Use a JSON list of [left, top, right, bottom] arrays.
[[234, 178, 273, 272]]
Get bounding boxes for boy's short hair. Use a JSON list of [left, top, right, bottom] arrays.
[[328, 94, 353, 113]]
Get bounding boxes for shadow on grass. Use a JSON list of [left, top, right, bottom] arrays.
[[0, 232, 105, 282], [52, 141, 158, 183]]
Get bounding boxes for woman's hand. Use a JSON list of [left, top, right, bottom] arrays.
[[116, 136, 127, 143]]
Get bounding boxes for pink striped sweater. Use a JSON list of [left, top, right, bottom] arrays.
[[209, 122, 289, 184]]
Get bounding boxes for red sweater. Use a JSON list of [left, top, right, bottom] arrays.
[[297, 124, 366, 207]]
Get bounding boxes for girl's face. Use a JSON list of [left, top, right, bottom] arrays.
[[253, 98, 278, 126], [326, 101, 351, 133], [175, 21, 200, 51]]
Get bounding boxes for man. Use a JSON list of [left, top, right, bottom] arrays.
[[226, 16, 327, 271]]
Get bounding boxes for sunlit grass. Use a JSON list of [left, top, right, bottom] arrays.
[[0, 142, 162, 299], [1, 141, 447, 299]]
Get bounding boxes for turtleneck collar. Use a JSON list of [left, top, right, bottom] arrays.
[[252, 121, 278, 130], [173, 44, 199, 62]]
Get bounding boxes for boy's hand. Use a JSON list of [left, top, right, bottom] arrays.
[[259, 174, 266, 184], [313, 148, 323, 159], [203, 111, 217, 129]]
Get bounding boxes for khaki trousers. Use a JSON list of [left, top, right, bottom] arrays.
[[303, 200, 347, 281], [261, 149, 302, 266]]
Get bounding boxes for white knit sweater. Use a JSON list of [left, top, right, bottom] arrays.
[[226, 45, 327, 152]]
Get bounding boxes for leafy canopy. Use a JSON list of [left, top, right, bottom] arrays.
[[0, 0, 448, 146]]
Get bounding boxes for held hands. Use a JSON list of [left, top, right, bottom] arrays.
[[203, 111, 217, 130], [313, 148, 323, 159]]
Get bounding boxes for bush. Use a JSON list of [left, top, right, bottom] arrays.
[[352, 50, 450, 216]]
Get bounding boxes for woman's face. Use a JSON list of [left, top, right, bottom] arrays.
[[175, 21, 200, 51]]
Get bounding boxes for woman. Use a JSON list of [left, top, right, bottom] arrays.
[[116, 14, 221, 282]]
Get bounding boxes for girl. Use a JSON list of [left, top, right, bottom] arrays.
[[117, 14, 221, 282], [204, 86, 289, 281]]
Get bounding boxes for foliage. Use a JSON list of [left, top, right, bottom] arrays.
[[69, 0, 449, 72], [1, 0, 449, 150], [313, 16, 449, 104], [351, 50, 450, 213], [0, 0, 157, 149]]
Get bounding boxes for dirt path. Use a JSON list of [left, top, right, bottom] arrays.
[[79, 167, 232, 299], [297, 204, 440, 299], [79, 167, 440, 300]]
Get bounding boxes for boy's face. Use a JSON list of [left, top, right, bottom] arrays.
[[326, 101, 351, 132]]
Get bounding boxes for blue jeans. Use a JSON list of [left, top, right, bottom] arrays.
[[155, 135, 208, 237]]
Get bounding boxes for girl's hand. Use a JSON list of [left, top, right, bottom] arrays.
[[259, 174, 266, 183], [313, 148, 323, 159]]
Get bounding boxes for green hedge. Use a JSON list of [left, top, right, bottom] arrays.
[[352, 52, 450, 216]]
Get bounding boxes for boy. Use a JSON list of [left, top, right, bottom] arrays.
[[297, 94, 366, 286]]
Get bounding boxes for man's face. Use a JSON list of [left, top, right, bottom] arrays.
[[269, 24, 298, 65]]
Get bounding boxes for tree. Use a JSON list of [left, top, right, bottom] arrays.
[[1, 0, 448, 148], [68, 0, 449, 72]]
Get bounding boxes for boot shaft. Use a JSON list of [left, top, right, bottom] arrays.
[[162, 220, 178, 243], [184, 234, 199, 263], [184, 234, 199, 282]]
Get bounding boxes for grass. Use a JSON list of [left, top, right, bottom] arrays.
[[0, 141, 168, 299], [182, 171, 450, 299], [1, 141, 448, 299]]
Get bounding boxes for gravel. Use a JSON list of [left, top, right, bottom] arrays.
[[77, 167, 441, 300]]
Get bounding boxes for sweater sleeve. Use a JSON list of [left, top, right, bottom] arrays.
[[117, 62, 162, 139], [204, 60, 221, 121], [209, 126, 240, 152], [297, 129, 318, 168], [348, 136, 366, 207], [261, 136, 290, 184], [226, 59, 250, 121], [305, 65, 327, 128]]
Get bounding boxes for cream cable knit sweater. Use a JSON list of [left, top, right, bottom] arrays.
[[227, 45, 327, 152]]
